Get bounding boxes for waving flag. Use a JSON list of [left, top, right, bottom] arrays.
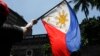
[[41, 1, 81, 56]]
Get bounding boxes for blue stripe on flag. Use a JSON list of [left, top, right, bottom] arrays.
[[66, 2, 81, 52]]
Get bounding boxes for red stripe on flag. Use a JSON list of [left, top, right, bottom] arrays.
[[42, 21, 70, 56]]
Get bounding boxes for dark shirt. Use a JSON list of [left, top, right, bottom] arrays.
[[0, 24, 23, 56], [0, 1, 23, 56]]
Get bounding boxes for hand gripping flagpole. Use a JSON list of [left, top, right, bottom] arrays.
[[27, 0, 72, 29], [27, 1, 63, 28]]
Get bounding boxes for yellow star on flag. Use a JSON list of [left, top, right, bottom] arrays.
[[56, 10, 68, 28]]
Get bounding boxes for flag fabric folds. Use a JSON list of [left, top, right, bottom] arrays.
[[41, 1, 81, 56]]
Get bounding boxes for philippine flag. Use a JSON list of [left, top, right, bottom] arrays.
[[42, 1, 81, 56]]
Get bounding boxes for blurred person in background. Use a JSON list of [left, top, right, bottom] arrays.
[[0, 0, 38, 56]]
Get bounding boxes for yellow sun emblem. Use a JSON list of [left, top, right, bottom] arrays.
[[56, 10, 68, 28]]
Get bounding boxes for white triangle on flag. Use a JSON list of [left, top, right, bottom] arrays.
[[43, 2, 70, 33]]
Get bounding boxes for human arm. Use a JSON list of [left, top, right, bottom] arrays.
[[21, 19, 38, 37]]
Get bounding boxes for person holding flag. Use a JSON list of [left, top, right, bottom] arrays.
[[0, 0, 38, 56]]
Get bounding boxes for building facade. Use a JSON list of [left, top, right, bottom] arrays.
[[11, 34, 52, 56]]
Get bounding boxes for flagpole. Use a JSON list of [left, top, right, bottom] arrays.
[[35, 0, 73, 21], [36, 1, 64, 21], [62, 0, 69, 5]]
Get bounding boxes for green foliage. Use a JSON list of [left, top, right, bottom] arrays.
[[73, 0, 100, 19], [90, 0, 100, 11], [73, 0, 90, 18], [43, 43, 50, 51], [80, 16, 100, 46], [42, 43, 52, 56]]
